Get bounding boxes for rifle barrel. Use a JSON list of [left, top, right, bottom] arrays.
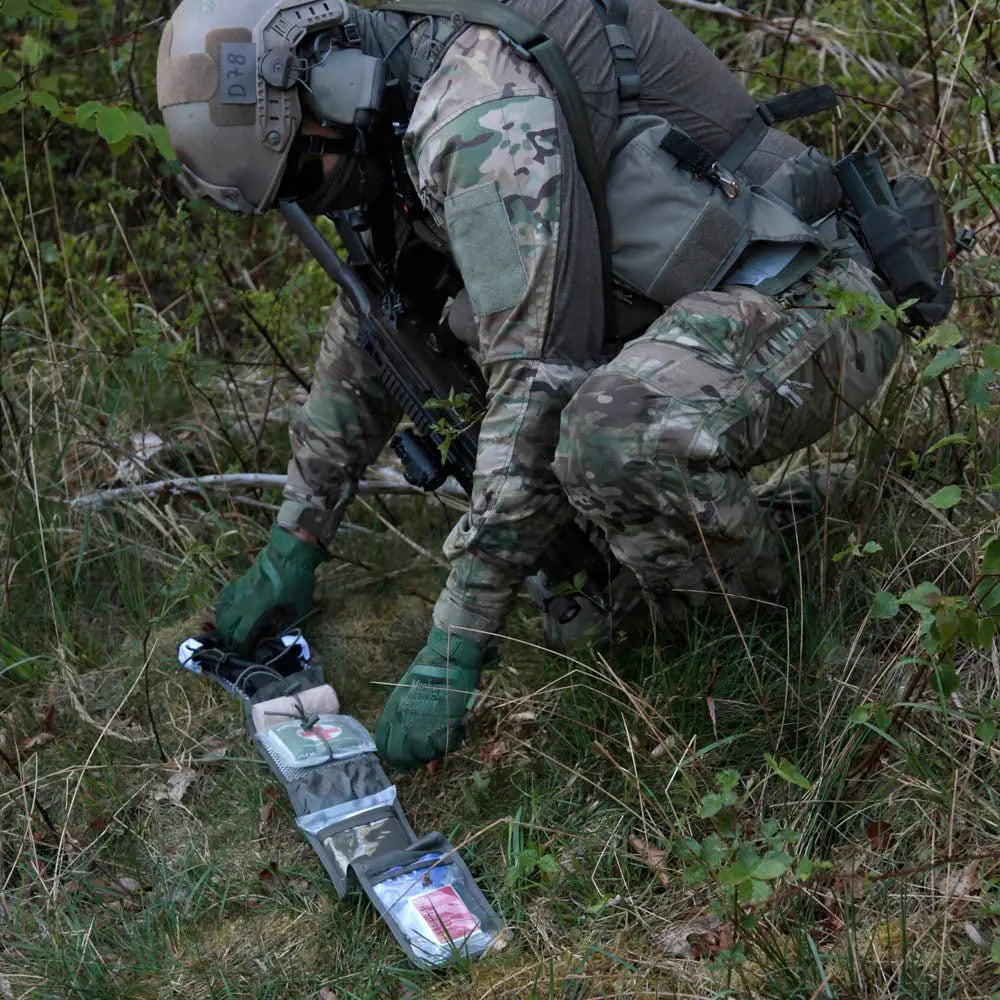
[[279, 201, 372, 316]]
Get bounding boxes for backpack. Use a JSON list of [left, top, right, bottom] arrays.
[[381, 0, 953, 328]]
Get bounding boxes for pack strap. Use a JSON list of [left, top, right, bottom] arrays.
[[590, 0, 640, 114], [719, 84, 837, 173], [379, 0, 615, 339]]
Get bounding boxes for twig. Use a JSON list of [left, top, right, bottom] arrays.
[[66, 471, 468, 509]]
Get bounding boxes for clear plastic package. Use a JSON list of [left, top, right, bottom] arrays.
[[255, 714, 376, 776], [354, 833, 503, 967]]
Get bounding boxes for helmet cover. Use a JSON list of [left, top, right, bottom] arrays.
[[156, 0, 352, 214]]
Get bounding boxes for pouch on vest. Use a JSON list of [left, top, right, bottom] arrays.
[[891, 172, 955, 325], [607, 116, 832, 306], [834, 152, 954, 326]]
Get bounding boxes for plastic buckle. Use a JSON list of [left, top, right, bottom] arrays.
[[955, 226, 976, 254], [342, 22, 362, 47], [755, 102, 777, 127]]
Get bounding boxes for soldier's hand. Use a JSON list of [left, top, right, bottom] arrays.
[[375, 627, 497, 770], [213, 524, 324, 654]]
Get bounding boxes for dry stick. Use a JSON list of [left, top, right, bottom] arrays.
[[659, 0, 819, 40], [66, 471, 467, 508], [353, 495, 448, 568]]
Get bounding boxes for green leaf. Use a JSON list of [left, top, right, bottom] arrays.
[[984, 345, 1000, 370], [715, 769, 741, 792], [764, 753, 813, 791], [975, 719, 996, 745], [850, 705, 871, 725], [3, 0, 29, 15], [0, 68, 16, 89], [924, 433, 970, 456], [920, 323, 963, 349], [930, 662, 960, 699], [698, 792, 726, 819], [923, 347, 961, 380], [990, 933, 1000, 963], [29, 89, 60, 115], [108, 135, 133, 156], [963, 370, 994, 407], [871, 591, 899, 620], [21, 34, 45, 66], [862, 540, 883, 555], [96, 106, 128, 144], [75, 99, 102, 125], [742, 878, 772, 903], [0, 88, 26, 114], [900, 582, 942, 611], [751, 854, 792, 880], [981, 538, 1000, 575], [927, 485, 961, 509], [148, 123, 175, 160]]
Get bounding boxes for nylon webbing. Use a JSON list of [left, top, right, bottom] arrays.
[[378, 0, 615, 340], [591, 0, 640, 114], [719, 84, 838, 173]]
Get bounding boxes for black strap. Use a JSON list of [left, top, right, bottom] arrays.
[[591, 0, 640, 113], [294, 133, 357, 157], [719, 84, 837, 173], [659, 126, 715, 177], [379, 0, 615, 339]]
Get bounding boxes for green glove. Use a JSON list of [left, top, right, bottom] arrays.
[[214, 524, 324, 654], [375, 627, 497, 770]]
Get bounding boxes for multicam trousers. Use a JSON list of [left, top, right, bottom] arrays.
[[553, 257, 901, 616]]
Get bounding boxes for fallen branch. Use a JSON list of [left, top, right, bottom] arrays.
[[66, 471, 467, 509]]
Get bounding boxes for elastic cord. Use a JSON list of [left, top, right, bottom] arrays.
[[380, 15, 431, 67]]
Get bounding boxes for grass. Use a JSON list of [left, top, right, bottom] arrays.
[[4, 488, 1000, 998], [4, 0, 1000, 996]]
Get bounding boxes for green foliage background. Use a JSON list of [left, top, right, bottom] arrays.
[[2, 1, 1000, 998]]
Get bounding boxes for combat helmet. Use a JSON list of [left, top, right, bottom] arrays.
[[157, 0, 386, 215]]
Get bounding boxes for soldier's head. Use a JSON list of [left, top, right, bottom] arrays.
[[156, 0, 386, 215]]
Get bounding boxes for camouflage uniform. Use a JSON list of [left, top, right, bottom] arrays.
[[281, 25, 599, 636], [553, 260, 900, 617], [278, 16, 900, 636]]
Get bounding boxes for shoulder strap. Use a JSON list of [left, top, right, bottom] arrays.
[[588, 0, 640, 115], [379, 0, 615, 338]]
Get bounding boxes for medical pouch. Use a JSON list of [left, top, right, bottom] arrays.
[[607, 116, 832, 306], [891, 172, 955, 325], [607, 115, 751, 306]]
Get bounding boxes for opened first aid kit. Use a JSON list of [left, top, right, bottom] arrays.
[[178, 632, 504, 967]]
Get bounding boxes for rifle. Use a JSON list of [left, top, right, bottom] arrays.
[[279, 200, 613, 624]]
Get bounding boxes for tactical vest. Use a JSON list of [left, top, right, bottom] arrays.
[[380, 0, 843, 316]]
